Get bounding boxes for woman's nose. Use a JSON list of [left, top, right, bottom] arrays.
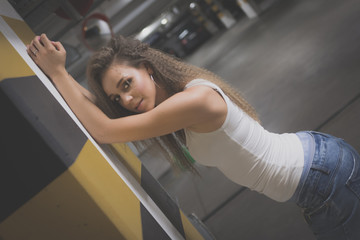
[[123, 94, 133, 104]]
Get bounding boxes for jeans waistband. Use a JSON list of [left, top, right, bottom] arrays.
[[289, 131, 315, 202]]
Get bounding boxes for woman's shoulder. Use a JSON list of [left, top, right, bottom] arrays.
[[181, 81, 228, 133], [184, 78, 220, 89], [182, 79, 227, 118], [184, 78, 228, 102]]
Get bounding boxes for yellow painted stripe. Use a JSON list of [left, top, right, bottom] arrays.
[[2, 15, 35, 45], [0, 157, 126, 239], [110, 143, 206, 239], [111, 143, 206, 239], [110, 143, 142, 183], [69, 140, 143, 240], [0, 32, 33, 81], [0, 140, 147, 239], [180, 212, 204, 240]]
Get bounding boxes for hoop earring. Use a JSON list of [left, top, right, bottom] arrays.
[[150, 74, 160, 88]]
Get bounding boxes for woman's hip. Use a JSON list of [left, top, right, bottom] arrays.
[[295, 131, 360, 238], [296, 132, 360, 208]]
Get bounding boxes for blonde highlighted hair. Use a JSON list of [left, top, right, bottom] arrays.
[[87, 35, 258, 174]]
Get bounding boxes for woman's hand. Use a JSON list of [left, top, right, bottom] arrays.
[[27, 34, 67, 81]]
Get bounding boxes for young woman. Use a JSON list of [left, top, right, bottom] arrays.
[[28, 34, 360, 239]]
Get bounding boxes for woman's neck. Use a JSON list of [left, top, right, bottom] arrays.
[[155, 84, 170, 106]]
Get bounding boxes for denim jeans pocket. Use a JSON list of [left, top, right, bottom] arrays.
[[303, 199, 341, 230], [346, 149, 360, 200]]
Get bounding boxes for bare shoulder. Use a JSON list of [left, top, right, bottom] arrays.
[[183, 85, 227, 132], [183, 84, 226, 111]]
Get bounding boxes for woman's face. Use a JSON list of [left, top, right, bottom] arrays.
[[102, 63, 158, 113]]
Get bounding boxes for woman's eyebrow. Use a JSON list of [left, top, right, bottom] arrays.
[[108, 76, 126, 98], [116, 77, 125, 89]]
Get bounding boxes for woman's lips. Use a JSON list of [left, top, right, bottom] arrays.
[[135, 99, 143, 111]]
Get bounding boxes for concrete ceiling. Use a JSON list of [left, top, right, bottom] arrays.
[[9, 0, 180, 81]]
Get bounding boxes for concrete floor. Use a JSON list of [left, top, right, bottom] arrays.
[[140, 0, 360, 239]]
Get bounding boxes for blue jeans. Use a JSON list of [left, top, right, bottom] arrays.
[[291, 131, 360, 239]]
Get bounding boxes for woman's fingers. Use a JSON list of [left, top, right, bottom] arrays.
[[27, 33, 67, 78], [30, 34, 54, 55], [27, 34, 58, 59], [38, 34, 52, 48], [32, 38, 42, 53], [31, 48, 39, 57], [27, 44, 38, 58], [29, 47, 37, 56], [27, 36, 41, 59], [51, 41, 65, 53]]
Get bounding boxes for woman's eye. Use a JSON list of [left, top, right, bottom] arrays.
[[124, 79, 132, 89], [114, 95, 120, 103]]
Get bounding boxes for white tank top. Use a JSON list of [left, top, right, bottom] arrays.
[[184, 79, 304, 202]]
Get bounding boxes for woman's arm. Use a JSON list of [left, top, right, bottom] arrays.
[[27, 34, 113, 141], [99, 85, 227, 143], [28, 35, 96, 103], [74, 79, 96, 103], [27, 34, 226, 144]]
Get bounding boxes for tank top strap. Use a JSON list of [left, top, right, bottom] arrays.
[[184, 79, 229, 102]]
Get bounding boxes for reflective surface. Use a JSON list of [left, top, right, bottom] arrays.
[[82, 13, 113, 51]]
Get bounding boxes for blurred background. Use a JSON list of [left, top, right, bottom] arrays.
[[10, 0, 360, 239]]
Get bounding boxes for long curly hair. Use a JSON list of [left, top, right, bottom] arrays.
[[86, 35, 259, 174]]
